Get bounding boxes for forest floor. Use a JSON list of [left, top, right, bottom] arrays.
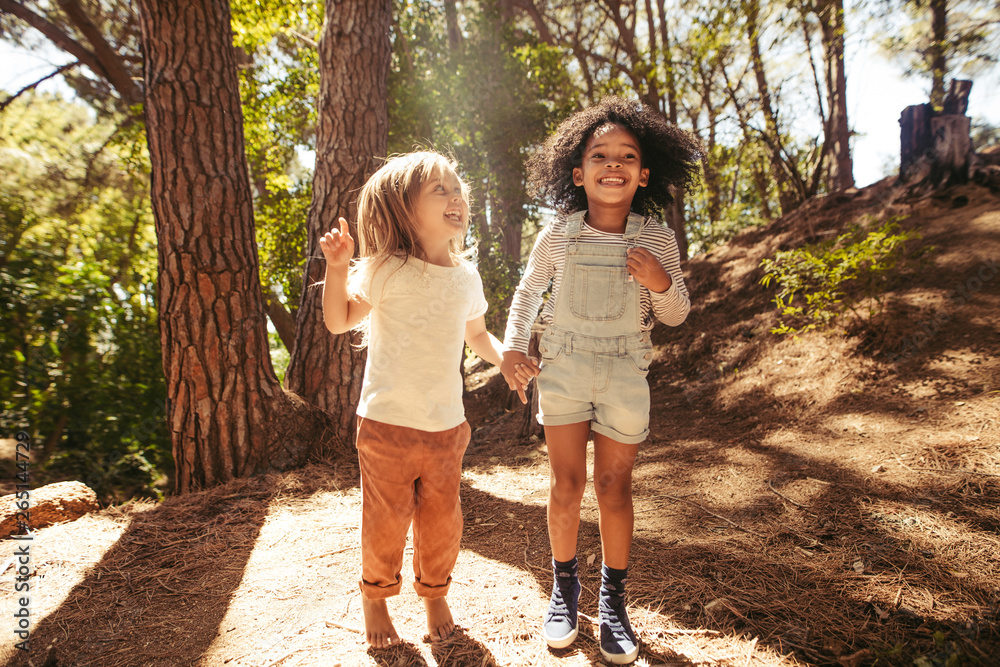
[[1, 177, 998, 667]]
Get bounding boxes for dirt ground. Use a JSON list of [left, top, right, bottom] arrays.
[[1, 178, 998, 666]]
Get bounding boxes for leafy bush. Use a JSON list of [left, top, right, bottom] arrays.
[[759, 219, 923, 336]]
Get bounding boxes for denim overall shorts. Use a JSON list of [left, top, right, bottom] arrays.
[[536, 212, 654, 444]]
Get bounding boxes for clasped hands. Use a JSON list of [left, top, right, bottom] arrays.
[[501, 351, 540, 405]]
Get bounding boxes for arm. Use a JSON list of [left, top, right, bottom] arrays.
[[502, 227, 554, 354], [626, 229, 690, 326], [466, 315, 536, 405], [464, 315, 504, 368], [320, 217, 371, 334]]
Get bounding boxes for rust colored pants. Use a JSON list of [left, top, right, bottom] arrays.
[[356, 417, 471, 600]]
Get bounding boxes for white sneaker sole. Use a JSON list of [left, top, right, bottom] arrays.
[[600, 641, 639, 664], [542, 624, 578, 649]]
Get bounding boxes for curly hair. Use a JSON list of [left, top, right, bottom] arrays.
[[526, 96, 703, 216]]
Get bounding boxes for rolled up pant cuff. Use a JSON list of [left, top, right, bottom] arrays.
[[413, 576, 451, 599], [360, 576, 402, 600]]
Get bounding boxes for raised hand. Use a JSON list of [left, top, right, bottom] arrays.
[[319, 216, 355, 270]]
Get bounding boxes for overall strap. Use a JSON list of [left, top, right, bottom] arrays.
[[564, 210, 586, 254], [623, 213, 645, 244]]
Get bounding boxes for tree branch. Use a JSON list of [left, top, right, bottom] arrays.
[[0, 0, 141, 105], [56, 0, 142, 104], [0, 61, 79, 113], [0, 0, 105, 76]]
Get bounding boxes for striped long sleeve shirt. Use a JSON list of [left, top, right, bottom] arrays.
[[503, 211, 691, 354]]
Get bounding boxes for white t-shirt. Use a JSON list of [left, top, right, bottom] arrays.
[[355, 255, 488, 432]]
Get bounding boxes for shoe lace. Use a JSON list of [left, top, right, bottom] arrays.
[[601, 598, 634, 642], [547, 577, 576, 621]]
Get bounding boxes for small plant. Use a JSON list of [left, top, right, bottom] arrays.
[[759, 218, 922, 336]]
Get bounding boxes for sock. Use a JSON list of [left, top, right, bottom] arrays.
[[600, 563, 628, 599], [554, 557, 578, 575]]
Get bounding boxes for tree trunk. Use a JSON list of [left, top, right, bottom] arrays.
[[284, 0, 392, 447], [817, 0, 854, 191], [137, 0, 337, 494], [929, 0, 947, 109], [264, 287, 297, 354], [931, 114, 971, 183], [655, 0, 687, 258], [745, 0, 801, 213], [899, 103, 933, 176]]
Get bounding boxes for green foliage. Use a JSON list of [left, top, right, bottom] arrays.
[[0, 93, 168, 501], [388, 1, 576, 335], [759, 219, 923, 336], [231, 0, 322, 311], [688, 141, 774, 254]]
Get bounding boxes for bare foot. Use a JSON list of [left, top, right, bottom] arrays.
[[361, 597, 399, 649], [423, 596, 456, 641]]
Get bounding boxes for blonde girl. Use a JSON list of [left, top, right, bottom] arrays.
[[320, 151, 522, 648]]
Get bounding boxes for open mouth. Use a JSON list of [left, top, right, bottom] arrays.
[[598, 176, 626, 186], [444, 210, 464, 223]]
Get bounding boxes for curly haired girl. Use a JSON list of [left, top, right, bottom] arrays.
[[501, 97, 701, 664]]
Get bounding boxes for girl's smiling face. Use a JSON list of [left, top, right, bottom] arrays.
[[572, 123, 649, 212], [413, 166, 469, 248]]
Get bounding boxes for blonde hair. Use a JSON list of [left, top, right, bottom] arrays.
[[355, 150, 471, 267], [348, 150, 474, 343]]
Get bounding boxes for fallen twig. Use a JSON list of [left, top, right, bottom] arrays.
[[766, 481, 818, 516], [656, 494, 764, 538], [325, 618, 364, 634]]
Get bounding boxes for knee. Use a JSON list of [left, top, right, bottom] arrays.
[[594, 472, 632, 511], [550, 473, 586, 506]]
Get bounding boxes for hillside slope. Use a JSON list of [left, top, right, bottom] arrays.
[[2, 179, 997, 667]]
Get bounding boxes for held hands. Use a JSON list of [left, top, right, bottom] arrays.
[[626, 247, 672, 293], [500, 350, 540, 405], [319, 217, 355, 271]]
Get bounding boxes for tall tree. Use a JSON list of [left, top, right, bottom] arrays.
[[135, 0, 334, 493], [283, 0, 392, 446], [815, 0, 854, 190]]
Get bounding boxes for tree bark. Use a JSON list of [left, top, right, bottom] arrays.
[[284, 0, 391, 447], [136, 0, 337, 493], [816, 0, 854, 191], [929, 0, 947, 109]]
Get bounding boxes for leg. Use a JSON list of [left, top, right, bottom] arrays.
[[411, 422, 470, 640], [357, 419, 419, 648], [592, 432, 639, 569], [540, 422, 589, 648], [544, 421, 591, 561], [361, 598, 397, 649], [593, 432, 640, 664]]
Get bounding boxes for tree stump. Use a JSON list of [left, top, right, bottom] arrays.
[[0, 481, 99, 538], [899, 103, 933, 177], [898, 79, 974, 187], [931, 115, 972, 183]]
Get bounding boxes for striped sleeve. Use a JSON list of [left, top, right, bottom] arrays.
[[503, 226, 555, 354], [646, 225, 690, 326]]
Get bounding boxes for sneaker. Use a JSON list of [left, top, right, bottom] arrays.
[[542, 565, 580, 648], [599, 593, 639, 664]]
